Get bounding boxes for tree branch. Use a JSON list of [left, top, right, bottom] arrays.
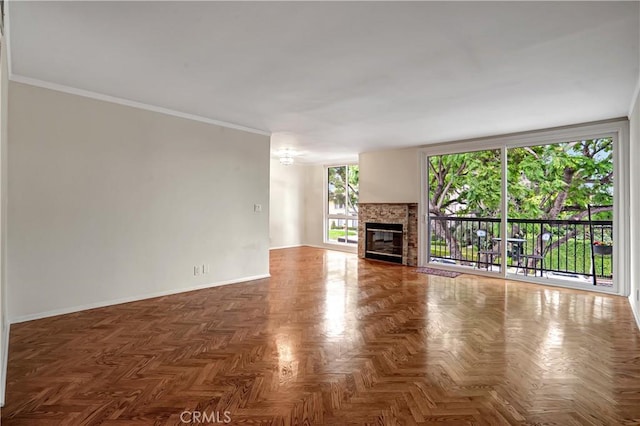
[[437, 161, 466, 209], [591, 140, 612, 158], [569, 206, 612, 221], [524, 147, 539, 159], [544, 167, 575, 218], [441, 198, 465, 209]]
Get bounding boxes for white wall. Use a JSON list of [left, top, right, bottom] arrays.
[[269, 158, 305, 249], [0, 35, 9, 406], [303, 165, 324, 247], [7, 82, 270, 322], [359, 147, 419, 203], [629, 90, 640, 328]]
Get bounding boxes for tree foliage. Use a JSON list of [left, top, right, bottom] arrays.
[[428, 138, 613, 221], [328, 165, 359, 215], [429, 149, 502, 218], [428, 139, 614, 263]]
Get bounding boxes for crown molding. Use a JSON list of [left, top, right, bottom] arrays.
[[9, 74, 271, 137]]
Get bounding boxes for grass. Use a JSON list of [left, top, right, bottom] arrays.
[[544, 238, 612, 277], [430, 237, 612, 277], [328, 228, 358, 241]]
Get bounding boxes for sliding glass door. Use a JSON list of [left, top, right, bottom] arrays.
[[505, 138, 614, 288], [427, 148, 503, 273], [422, 123, 623, 294]]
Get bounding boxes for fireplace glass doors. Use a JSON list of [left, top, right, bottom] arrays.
[[365, 223, 403, 264]]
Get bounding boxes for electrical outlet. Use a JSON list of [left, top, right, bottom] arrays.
[[202, 264, 210, 274], [194, 265, 200, 276]]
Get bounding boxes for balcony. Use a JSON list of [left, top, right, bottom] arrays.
[[429, 216, 613, 287]]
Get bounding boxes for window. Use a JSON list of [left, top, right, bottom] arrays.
[[427, 149, 502, 272], [425, 140, 615, 287], [326, 165, 359, 244], [420, 119, 627, 296]]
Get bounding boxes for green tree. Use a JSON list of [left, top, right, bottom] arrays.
[[328, 165, 359, 215], [428, 150, 501, 259], [507, 138, 613, 221], [428, 138, 614, 262], [508, 138, 613, 263]]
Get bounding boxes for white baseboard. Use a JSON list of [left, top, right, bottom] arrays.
[[10, 274, 271, 324], [269, 244, 303, 250], [0, 322, 9, 407], [303, 243, 358, 254]]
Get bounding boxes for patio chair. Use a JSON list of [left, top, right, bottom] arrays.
[[476, 229, 500, 270], [519, 232, 552, 277]]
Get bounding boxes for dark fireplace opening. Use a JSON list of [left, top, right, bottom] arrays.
[[365, 222, 403, 264]]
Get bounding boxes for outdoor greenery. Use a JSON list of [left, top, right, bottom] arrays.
[[429, 139, 613, 220], [428, 138, 614, 277], [429, 237, 612, 277], [328, 228, 358, 241], [328, 165, 359, 215], [327, 165, 359, 243]]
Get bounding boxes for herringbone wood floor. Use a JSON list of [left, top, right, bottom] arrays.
[[2, 247, 640, 425]]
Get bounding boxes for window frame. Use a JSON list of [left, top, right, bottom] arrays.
[[418, 119, 629, 297], [324, 163, 359, 246]]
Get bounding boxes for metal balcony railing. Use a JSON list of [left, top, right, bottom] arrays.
[[429, 216, 613, 283]]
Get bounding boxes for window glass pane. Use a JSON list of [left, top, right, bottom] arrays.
[[325, 164, 359, 244], [347, 220, 358, 245], [506, 138, 613, 285], [328, 166, 346, 215], [327, 219, 346, 243], [427, 149, 502, 272], [347, 165, 359, 216]]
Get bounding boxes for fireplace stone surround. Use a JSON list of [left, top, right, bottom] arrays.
[[358, 203, 418, 266]]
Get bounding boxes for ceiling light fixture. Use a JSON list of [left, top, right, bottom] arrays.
[[279, 154, 294, 166], [278, 149, 295, 166]]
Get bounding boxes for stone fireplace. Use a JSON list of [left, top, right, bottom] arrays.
[[358, 203, 418, 266], [365, 222, 404, 264]]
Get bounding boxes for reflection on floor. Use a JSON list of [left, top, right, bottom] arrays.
[[3, 247, 639, 424], [432, 257, 614, 288]]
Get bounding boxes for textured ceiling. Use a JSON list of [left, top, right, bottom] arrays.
[[8, 1, 639, 162]]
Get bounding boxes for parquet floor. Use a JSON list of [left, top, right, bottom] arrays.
[[2, 247, 640, 425]]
